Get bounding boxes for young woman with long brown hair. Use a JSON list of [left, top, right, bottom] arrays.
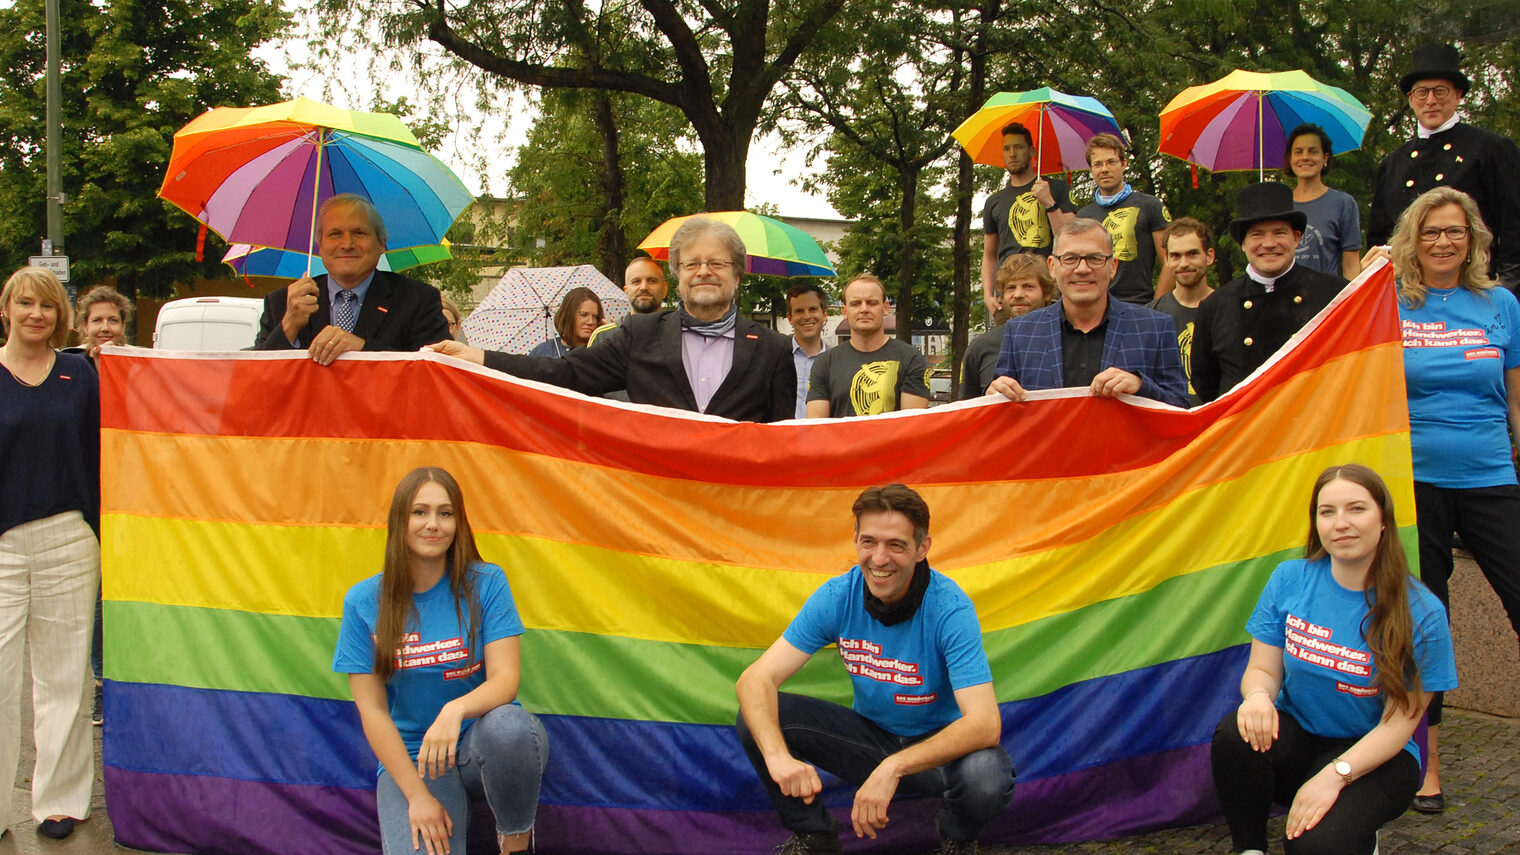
[[1210, 464, 1456, 855], [334, 468, 547, 855]]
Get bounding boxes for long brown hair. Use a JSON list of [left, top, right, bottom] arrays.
[[1304, 464, 1421, 718], [372, 467, 484, 682]]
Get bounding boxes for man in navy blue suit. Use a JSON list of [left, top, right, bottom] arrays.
[[988, 218, 1188, 408]]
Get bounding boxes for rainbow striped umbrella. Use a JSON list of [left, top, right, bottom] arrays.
[[160, 98, 473, 271], [222, 242, 453, 279], [638, 211, 836, 277], [1159, 69, 1372, 181], [953, 88, 1125, 174]]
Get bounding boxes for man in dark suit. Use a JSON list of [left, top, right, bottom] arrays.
[[988, 218, 1189, 408], [429, 217, 796, 422], [1368, 43, 1520, 291], [1191, 183, 1346, 402], [253, 193, 451, 363]]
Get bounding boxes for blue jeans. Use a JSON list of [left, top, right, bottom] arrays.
[[736, 692, 1016, 842], [376, 704, 548, 855]]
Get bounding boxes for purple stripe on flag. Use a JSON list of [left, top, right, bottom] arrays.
[[104, 766, 379, 855], [532, 742, 1219, 855]]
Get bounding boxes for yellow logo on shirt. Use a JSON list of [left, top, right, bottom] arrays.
[[850, 361, 902, 415]]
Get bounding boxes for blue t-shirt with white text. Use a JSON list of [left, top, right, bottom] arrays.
[[1246, 557, 1456, 760], [783, 566, 992, 737], [333, 563, 524, 764], [1401, 285, 1520, 488]]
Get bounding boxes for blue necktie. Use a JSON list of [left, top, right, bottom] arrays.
[[334, 289, 358, 333]]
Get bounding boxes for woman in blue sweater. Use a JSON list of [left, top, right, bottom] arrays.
[[0, 267, 100, 840]]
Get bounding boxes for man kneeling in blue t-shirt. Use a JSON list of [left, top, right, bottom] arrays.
[[736, 484, 1015, 855]]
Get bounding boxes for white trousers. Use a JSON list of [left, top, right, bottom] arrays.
[[0, 511, 99, 825]]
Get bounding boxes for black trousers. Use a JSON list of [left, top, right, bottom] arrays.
[[1211, 708, 1419, 854], [735, 692, 1015, 842], [1414, 481, 1520, 726]]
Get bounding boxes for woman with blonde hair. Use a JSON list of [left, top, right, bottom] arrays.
[[1211, 464, 1456, 854], [1364, 186, 1520, 811], [67, 285, 133, 363], [334, 467, 547, 855], [0, 267, 100, 840]]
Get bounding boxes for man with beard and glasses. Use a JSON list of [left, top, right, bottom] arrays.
[[429, 217, 795, 422]]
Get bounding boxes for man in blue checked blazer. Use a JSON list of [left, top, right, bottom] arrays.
[[988, 218, 1189, 408]]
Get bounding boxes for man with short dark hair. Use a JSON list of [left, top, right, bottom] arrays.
[[961, 254, 1054, 398], [1191, 183, 1346, 402], [429, 217, 796, 422], [1076, 133, 1174, 304], [1149, 218, 1217, 404], [1369, 43, 1520, 290], [786, 282, 830, 419], [623, 256, 669, 314], [806, 275, 929, 418], [736, 483, 1015, 855], [254, 193, 451, 363], [989, 219, 1188, 408], [981, 122, 1076, 315]]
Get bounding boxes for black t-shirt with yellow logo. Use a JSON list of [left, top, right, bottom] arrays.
[[807, 339, 929, 417], [1078, 192, 1170, 305], [983, 178, 1076, 260]]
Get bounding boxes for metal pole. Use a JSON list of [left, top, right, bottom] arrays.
[[45, 0, 64, 257]]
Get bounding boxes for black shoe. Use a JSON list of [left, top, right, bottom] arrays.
[[1411, 792, 1445, 814], [37, 817, 77, 839], [92, 683, 103, 726], [773, 831, 843, 855]]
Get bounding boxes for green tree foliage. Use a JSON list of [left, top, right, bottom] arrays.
[[504, 89, 704, 282], [0, 0, 288, 299], [776, 0, 965, 343], [317, 0, 852, 211]]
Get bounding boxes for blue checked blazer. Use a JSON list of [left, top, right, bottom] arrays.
[[994, 297, 1189, 407]]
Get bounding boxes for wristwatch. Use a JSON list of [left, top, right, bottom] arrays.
[[1333, 758, 1352, 784]]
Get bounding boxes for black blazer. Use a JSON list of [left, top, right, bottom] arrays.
[[253, 270, 451, 352], [483, 309, 797, 422], [1191, 264, 1345, 402]]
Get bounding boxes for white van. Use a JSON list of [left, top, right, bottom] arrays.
[[153, 296, 264, 351]]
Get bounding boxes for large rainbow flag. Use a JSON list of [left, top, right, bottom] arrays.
[[100, 264, 1411, 854]]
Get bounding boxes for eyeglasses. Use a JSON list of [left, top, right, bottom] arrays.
[[1409, 85, 1454, 101], [1053, 253, 1113, 269], [1418, 226, 1469, 242], [1089, 158, 1124, 170], [676, 259, 736, 273]]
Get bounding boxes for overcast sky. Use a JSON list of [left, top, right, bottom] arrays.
[[251, 20, 844, 221]]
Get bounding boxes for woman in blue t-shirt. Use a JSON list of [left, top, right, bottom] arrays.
[[1363, 186, 1520, 813], [1211, 464, 1456, 855], [334, 468, 548, 855]]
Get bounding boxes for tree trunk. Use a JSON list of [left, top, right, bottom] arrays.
[[591, 91, 628, 281], [701, 133, 749, 211], [948, 0, 996, 400], [895, 167, 918, 342]]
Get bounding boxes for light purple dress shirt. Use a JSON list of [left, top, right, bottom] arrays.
[[681, 328, 736, 413]]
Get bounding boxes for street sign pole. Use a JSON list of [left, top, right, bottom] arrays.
[[45, 0, 69, 298]]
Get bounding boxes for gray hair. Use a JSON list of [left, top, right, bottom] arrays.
[[1054, 217, 1113, 254], [667, 216, 746, 272], [319, 193, 388, 248]]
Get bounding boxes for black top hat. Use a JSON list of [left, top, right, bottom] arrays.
[[1228, 182, 1307, 244], [1400, 43, 1470, 95]]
